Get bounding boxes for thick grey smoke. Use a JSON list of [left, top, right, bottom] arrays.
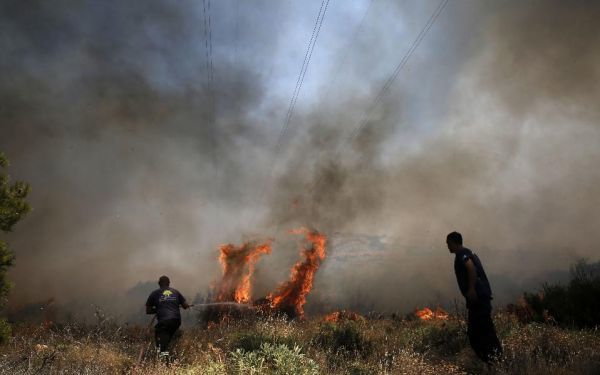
[[0, 0, 286, 314], [263, 0, 600, 312], [1, 0, 599, 320]]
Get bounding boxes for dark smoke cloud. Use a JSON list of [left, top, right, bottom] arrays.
[[1, 0, 599, 320], [263, 0, 600, 313], [0, 0, 284, 311]]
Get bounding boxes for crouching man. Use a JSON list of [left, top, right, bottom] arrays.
[[146, 276, 190, 359], [446, 232, 502, 363]]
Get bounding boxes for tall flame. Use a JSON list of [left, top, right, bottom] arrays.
[[216, 241, 272, 303], [267, 228, 327, 318]]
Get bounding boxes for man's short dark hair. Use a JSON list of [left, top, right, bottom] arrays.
[[446, 231, 463, 245], [158, 275, 170, 287]]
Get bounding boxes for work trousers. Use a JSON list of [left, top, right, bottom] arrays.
[[467, 300, 502, 363], [155, 318, 181, 352]]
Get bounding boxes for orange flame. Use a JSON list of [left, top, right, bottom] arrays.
[[216, 241, 272, 303], [323, 310, 364, 323], [415, 307, 449, 321], [267, 228, 327, 318]]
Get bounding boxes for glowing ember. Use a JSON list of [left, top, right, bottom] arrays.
[[323, 310, 364, 323], [267, 228, 327, 318], [216, 241, 272, 303], [415, 307, 449, 321]]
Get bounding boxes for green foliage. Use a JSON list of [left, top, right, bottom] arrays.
[[346, 361, 377, 375], [231, 342, 319, 375], [228, 328, 296, 353], [524, 259, 600, 328], [312, 322, 372, 356], [231, 348, 266, 374], [0, 153, 31, 233], [408, 321, 467, 357], [181, 361, 227, 375], [0, 152, 30, 342], [0, 318, 11, 343], [3, 316, 600, 374]]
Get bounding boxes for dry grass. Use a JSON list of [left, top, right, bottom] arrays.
[[0, 312, 598, 374]]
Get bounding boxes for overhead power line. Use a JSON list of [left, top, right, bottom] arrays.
[[343, 0, 449, 149], [250, 0, 332, 226], [202, 0, 223, 229], [311, 0, 449, 191], [319, 0, 376, 106], [275, 0, 331, 155]]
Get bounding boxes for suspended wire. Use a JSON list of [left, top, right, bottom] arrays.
[[202, 0, 216, 171], [312, 0, 449, 191], [318, 0, 376, 106], [250, 0, 331, 226], [202, 0, 222, 229], [268, 0, 375, 238], [275, 0, 331, 156], [234, 0, 240, 68], [343, 0, 448, 148], [301, 0, 376, 174]]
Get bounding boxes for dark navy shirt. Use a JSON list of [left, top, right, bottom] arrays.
[[146, 287, 186, 322], [454, 248, 492, 301]]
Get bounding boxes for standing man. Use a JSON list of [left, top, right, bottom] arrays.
[[446, 231, 502, 362], [146, 275, 190, 359]]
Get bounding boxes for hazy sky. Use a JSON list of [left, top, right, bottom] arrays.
[[1, 0, 599, 318]]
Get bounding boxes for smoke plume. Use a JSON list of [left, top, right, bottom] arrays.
[[1, 0, 599, 319]]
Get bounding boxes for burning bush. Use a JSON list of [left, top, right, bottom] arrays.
[[216, 241, 272, 303], [323, 310, 365, 323], [203, 228, 328, 323], [267, 228, 327, 318], [414, 307, 449, 321]]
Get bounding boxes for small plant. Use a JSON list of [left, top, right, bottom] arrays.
[[231, 348, 267, 374], [231, 342, 319, 375], [0, 318, 11, 344], [230, 330, 275, 352], [312, 321, 372, 356], [409, 320, 467, 357]]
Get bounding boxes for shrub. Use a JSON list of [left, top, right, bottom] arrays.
[[312, 321, 372, 356], [0, 318, 10, 344], [181, 361, 227, 375], [231, 342, 319, 375], [230, 330, 276, 352], [228, 328, 296, 353], [524, 259, 600, 328], [407, 321, 467, 357], [0, 152, 30, 343]]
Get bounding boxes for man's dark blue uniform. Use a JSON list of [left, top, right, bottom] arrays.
[[447, 232, 502, 363], [145, 276, 189, 353]]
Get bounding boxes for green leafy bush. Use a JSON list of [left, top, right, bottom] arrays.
[[0, 152, 30, 343], [524, 259, 600, 328], [228, 328, 295, 353], [0, 318, 11, 344], [312, 322, 372, 356], [230, 330, 276, 352], [408, 321, 467, 357], [231, 342, 319, 375]]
